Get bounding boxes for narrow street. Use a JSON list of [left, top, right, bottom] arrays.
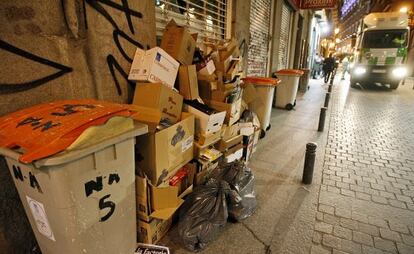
[[163, 77, 414, 254], [312, 79, 414, 254]]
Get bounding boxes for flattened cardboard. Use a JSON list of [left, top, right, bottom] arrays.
[[128, 47, 179, 88], [178, 65, 199, 100], [207, 98, 242, 126], [136, 113, 195, 185], [133, 83, 183, 124], [160, 20, 196, 65], [184, 104, 226, 135], [130, 106, 162, 132]]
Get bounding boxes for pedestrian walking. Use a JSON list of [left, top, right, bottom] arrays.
[[341, 56, 349, 80], [323, 53, 336, 83], [312, 53, 323, 79]]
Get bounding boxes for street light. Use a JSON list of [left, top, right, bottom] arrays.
[[335, 38, 341, 43], [400, 7, 408, 13], [334, 28, 340, 34]]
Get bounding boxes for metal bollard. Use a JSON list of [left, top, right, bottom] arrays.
[[324, 92, 330, 108], [328, 84, 333, 93], [302, 142, 317, 184], [317, 107, 327, 132]]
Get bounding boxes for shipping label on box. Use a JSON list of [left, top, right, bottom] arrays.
[[128, 47, 179, 88], [178, 65, 199, 100], [133, 83, 183, 124], [136, 113, 195, 185]]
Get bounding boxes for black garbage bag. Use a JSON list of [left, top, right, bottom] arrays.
[[177, 179, 233, 252], [220, 161, 257, 221]]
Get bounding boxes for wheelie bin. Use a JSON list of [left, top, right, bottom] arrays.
[[0, 99, 148, 254], [242, 77, 280, 138], [274, 69, 304, 110]]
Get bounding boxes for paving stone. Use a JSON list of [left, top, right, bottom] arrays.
[[316, 211, 324, 221], [371, 195, 388, 205], [388, 199, 407, 209], [341, 189, 356, 198], [341, 218, 359, 230], [356, 192, 371, 201], [395, 195, 413, 204], [378, 191, 395, 200], [323, 234, 342, 249], [379, 228, 401, 242], [361, 245, 385, 254], [341, 239, 362, 254], [334, 225, 353, 240], [353, 231, 374, 246], [316, 221, 334, 234], [358, 223, 379, 237], [373, 237, 397, 253], [401, 234, 414, 246], [324, 214, 341, 225], [335, 208, 352, 219], [328, 185, 342, 194], [311, 244, 332, 254], [388, 220, 409, 234], [319, 204, 336, 215], [396, 242, 414, 254], [368, 217, 388, 229], [351, 212, 369, 224], [333, 249, 348, 254], [313, 231, 323, 244]]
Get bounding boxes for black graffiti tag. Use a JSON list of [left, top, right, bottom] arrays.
[[0, 40, 73, 94]]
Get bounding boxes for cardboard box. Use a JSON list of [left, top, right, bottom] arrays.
[[136, 173, 193, 222], [178, 65, 199, 100], [221, 124, 240, 141], [224, 143, 243, 163], [207, 98, 242, 126], [137, 216, 173, 244], [160, 20, 196, 65], [184, 102, 226, 135], [195, 130, 222, 146], [194, 159, 220, 186], [135, 113, 195, 185], [225, 60, 240, 81], [216, 134, 243, 152], [133, 83, 183, 124], [128, 47, 179, 88], [198, 60, 216, 76], [219, 39, 239, 61]]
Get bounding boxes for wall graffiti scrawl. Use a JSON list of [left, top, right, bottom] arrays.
[[0, 40, 73, 94]]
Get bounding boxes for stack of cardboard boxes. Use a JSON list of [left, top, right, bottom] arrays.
[[128, 19, 261, 245]]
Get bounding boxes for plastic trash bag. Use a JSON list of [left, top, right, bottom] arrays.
[[177, 179, 232, 252], [220, 161, 257, 221]]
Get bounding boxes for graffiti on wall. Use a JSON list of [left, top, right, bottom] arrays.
[[0, 40, 73, 94], [0, 0, 148, 102]]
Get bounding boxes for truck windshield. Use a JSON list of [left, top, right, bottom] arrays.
[[362, 29, 408, 48]]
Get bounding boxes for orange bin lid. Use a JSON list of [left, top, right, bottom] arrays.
[[275, 69, 304, 76], [242, 77, 281, 86], [0, 99, 132, 163]]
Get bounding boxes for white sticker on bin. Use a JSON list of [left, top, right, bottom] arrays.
[[26, 196, 56, 241], [182, 136, 194, 152]]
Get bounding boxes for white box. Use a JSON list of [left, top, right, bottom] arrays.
[[198, 60, 216, 76], [185, 104, 226, 135], [128, 47, 179, 88]]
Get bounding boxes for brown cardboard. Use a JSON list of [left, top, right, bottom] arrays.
[[160, 20, 196, 65], [216, 135, 243, 152], [136, 113, 195, 185], [195, 130, 222, 146], [225, 60, 240, 81], [130, 105, 162, 132], [137, 216, 173, 244], [178, 65, 199, 100], [207, 98, 242, 126], [133, 83, 183, 124], [184, 104, 226, 135], [219, 39, 239, 61], [221, 124, 240, 141], [224, 143, 244, 163]]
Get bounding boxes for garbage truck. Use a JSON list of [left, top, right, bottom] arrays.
[[350, 12, 410, 89]]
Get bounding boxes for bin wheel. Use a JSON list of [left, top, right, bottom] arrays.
[[285, 103, 294, 110], [260, 129, 266, 139], [266, 124, 271, 131]]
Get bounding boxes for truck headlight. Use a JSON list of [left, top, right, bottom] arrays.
[[392, 67, 407, 78], [354, 66, 366, 75]]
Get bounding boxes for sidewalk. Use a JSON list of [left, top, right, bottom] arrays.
[[163, 78, 331, 254]]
